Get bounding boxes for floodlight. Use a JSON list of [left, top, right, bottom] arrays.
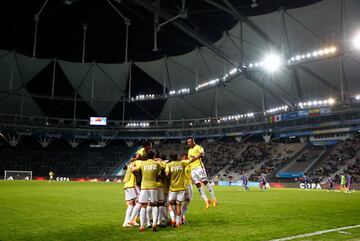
[[263, 54, 282, 72], [328, 98, 335, 105], [353, 32, 360, 49]]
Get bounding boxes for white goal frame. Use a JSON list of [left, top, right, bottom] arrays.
[[4, 170, 33, 180]]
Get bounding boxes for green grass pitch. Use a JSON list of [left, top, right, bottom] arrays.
[[0, 181, 360, 241]]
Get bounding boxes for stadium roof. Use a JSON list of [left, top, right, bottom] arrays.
[[0, 0, 360, 121]]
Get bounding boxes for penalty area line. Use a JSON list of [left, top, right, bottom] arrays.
[[270, 224, 360, 241]]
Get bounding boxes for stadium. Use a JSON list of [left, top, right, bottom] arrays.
[[1, 0, 360, 240]]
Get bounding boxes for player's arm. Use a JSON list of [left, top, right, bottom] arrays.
[[190, 147, 205, 161], [181, 159, 195, 166], [165, 165, 170, 177], [158, 161, 166, 171], [131, 162, 140, 173]]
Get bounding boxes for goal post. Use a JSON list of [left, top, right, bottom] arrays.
[[4, 170, 32, 180]]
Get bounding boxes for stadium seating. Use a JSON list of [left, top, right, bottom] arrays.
[[0, 139, 129, 178], [1, 137, 360, 183], [314, 139, 360, 182]]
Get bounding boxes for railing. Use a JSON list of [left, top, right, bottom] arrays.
[[1, 103, 360, 139]]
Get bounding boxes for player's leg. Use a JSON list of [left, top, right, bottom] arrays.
[[192, 168, 210, 208], [123, 200, 135, 227], [175, 191, 185, 227], [139, 204, 147, 232], [146, 201, 152, 227], [162, 191, 169, 224], [123, 187, 138, 227], [167, 191, 176, 225], [129, 190, 147, 227], [182, 184, 192, 224], [156, 187, 165, 226], [200, 167, 217, 207], [138, 190, 151, 231], [150, 189, 158, 231]]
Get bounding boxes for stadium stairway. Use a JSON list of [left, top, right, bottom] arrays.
[[305, 145, 336, 176], [268, 144, 308, 180], [111, 146, 140, 177], [278, 147, 326, 174]]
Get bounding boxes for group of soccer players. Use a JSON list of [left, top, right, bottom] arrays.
[[122, 137, 217, 232], [328, 173, 353, 192]]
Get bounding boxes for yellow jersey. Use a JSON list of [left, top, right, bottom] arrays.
[[184, 165, 192, 186], [188, 144, 204, 170], [156, 161, 167, 187], [165, 160, 191, 192], [134, 159, 164, 189], [123, 163, 137, 189]]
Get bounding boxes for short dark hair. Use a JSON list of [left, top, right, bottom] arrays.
[[186, 136, 194, 141], [180, 153, 188, 159], [146, 150, 156, 159], [169, 153, 178, 161], [142, 140, 151, 147]]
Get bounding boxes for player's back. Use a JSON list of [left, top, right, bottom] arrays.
[[139, 159, 160, 189], [167, 161, 188, 191]]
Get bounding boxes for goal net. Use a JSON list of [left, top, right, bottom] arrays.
[[4, 170, 32, 180]]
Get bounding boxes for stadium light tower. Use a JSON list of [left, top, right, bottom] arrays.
[[262, 53, 282, 73], [353, 32, 360, 49]]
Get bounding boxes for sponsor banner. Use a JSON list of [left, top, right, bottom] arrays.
[[311, 140, 338, 146], [277, 172, 304, 178], [33, 177, 121, 182], [218, 181, 259, 187], [56, 177, 70, 181], [320, 107, 331, 115], [278, 131, 313, 138], [298, 110, 309, 117], [268, 182, 285, 188], [300, 183, 322, 189], [284, 112, 298, 120]]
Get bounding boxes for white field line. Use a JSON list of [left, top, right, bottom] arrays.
[[270, 224, 360, 241]]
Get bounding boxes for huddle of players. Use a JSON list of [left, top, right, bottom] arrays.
[[327, 173, 353, 192], [122, 137, 217, 232]]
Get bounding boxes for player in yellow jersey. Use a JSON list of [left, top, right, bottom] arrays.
[[145, 151, 166, 228], [181, 153, 193, 224], [187, 137, 217, 209], [128, 150, 165, 232], [48, 171, 54, 183], [165, 153, 196, 227], [122, 155, 140, 227], [135, 141, 152, 160]]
